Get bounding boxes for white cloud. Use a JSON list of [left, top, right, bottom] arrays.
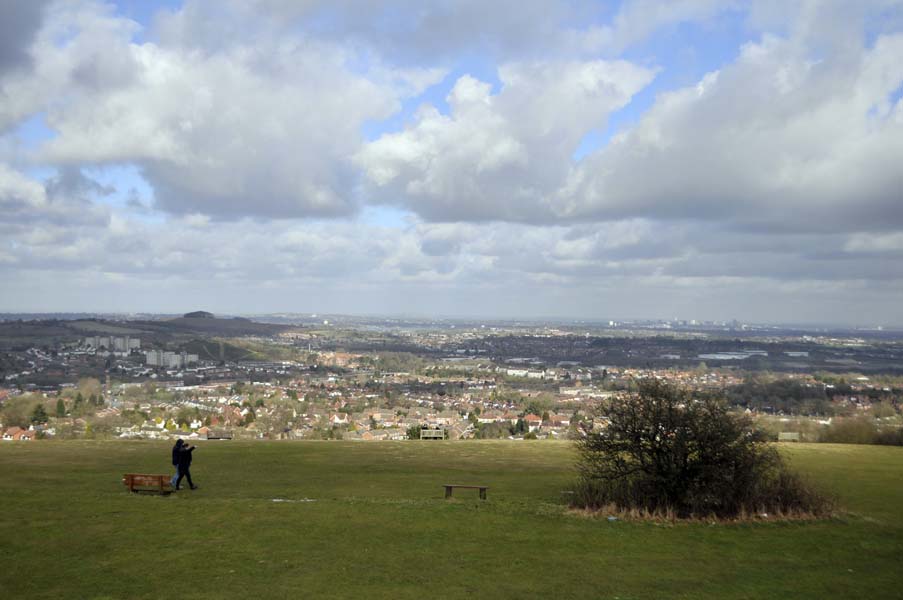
[[3, 0, 443, 218], [360, 59, 657, 221], [845, 232, 903, 253], [2, 0, 903, 322], [560, 30, 903, 232]]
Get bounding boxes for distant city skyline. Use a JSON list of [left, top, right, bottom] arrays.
[[0, 309, 898, 330], [2, 1, 902, 325]]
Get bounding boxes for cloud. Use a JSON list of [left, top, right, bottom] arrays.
[[5, 0, 443, 219], [356, 1, 903, 235], [844, 232, 903, 255], [360, 60, 656, 222], [2, 0, 903, 323], [558, 30, 903, 233], [2, 162, 902, 322], [191, 0, 610, 63], [0, 0, 51, 76], [240, 0, 745, 63], [0, 163, 108, 226], [0, 1, 141, 132], [584, 0, 742, 55]]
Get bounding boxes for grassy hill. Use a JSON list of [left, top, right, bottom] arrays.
[[1, 442, 901, 599], [0, 316, 293, 350], [145, 316, 289, 336], [179, 338, 261, 362]]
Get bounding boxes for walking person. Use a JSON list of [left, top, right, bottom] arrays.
[[175, 441, 198, 491], [170, 439, 184, 488]]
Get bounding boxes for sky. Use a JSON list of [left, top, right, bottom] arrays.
[[1, 0, 902, 325]]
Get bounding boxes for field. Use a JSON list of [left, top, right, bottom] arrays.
[[1, 441, 901, 599]]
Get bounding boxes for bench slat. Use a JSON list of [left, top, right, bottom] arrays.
[[123, 473, 173, 495]]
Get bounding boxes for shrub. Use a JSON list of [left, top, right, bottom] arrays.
[[818, 418, 903, 446], [874, 427, 903, 446], [572, 380, 832, 519], [819, 417, 879, 445]]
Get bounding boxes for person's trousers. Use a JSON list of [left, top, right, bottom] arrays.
[[176, 465, 194, 489]]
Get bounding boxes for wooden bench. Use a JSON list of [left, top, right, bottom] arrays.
[[123, 473, 174, 495], [444, 484, 488, 500]]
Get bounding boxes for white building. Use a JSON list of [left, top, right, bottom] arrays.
[[86, 336, 141, 354], [145, 349, 165, 366], [145, 350, 199, 368]]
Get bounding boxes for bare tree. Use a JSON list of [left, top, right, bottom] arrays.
[[574, 379, 830, 518]]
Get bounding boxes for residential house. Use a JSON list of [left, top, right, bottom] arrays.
[[3, 427, 24, 441], [382, 428, 406, 441], [524, 414, 543, 432], [549, 414, 571, 428], [478, 410, 503, 424]]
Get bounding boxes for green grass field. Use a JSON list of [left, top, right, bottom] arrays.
[[1, 441, 901, 599]]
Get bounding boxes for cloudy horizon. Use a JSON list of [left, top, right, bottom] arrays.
[[2, 0, 902, 325]]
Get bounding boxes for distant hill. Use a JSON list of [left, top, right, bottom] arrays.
[[149, 315, 291, 336], [180, 339, 260, 362], [0, 319, 145, 349], [0, 314, 294, 348], [183, 311, 215, 319]]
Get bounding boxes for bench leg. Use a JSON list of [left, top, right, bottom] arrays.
[[445, 486, 452, 499], [480, 488, 486, 500]]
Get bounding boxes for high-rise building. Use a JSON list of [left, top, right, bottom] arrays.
[[145, 349, 165, 366], [145, 349, 199, 368], [87, 335, 141, 353]]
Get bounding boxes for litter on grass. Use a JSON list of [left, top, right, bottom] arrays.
[[271, 498, 317, 503]]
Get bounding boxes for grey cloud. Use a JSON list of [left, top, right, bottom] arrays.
[[124, 188, 151, 212], [45, 166, 115, 203], [0, 0, 50, 75], [9, 1, 442, 219], [242, 0, 745, 63], [171, 0, 604, 63], [0, 163, 109, 227], [2, 0, 903, 324], [561, 29, 903, 234], [666, 250, 903, 282], [2, 194, 902, 321], [420, 237, 460, 257]]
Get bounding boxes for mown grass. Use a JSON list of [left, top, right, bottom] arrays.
[[1, 441, 901, 599]]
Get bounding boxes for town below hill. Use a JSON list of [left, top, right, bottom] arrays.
[[1, 313, 901, 445]]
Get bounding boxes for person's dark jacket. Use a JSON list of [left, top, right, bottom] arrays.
[[171, 440, 183, 466], [178, 445, 194, 468]]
